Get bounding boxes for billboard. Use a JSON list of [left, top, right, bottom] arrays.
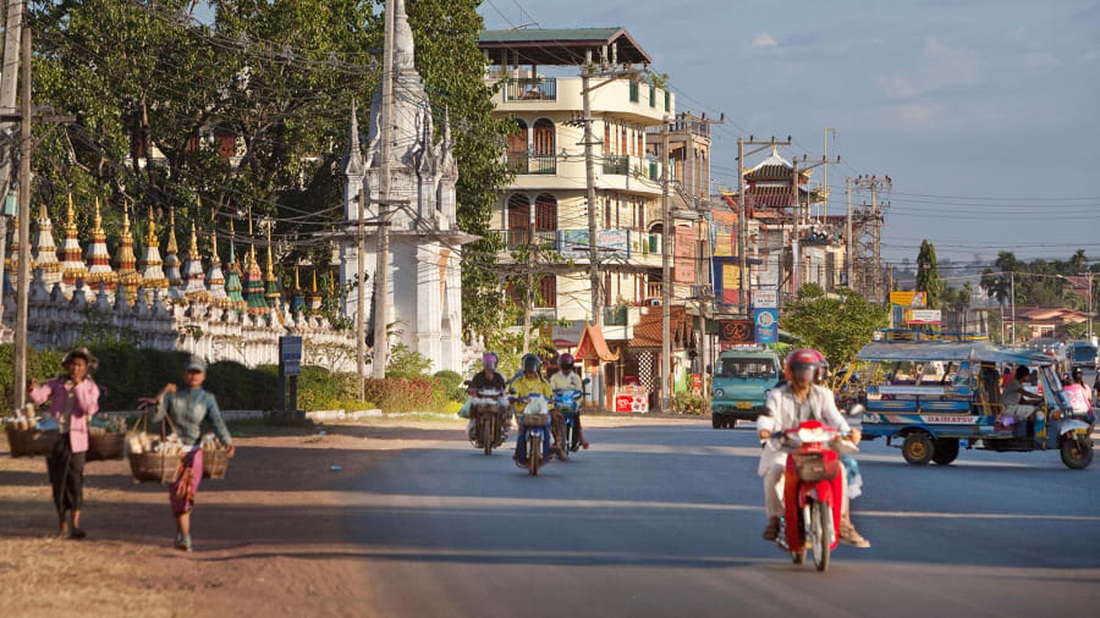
[[719, 320, 754, 346], [906, 309, 942, 325], [889, 291, 927, 307], [674, 225, 695, 283], [711, 210, 736, 258], [559, 229, 630, 260], [752, 288, 778, 309], [754, 308, 779, 344]]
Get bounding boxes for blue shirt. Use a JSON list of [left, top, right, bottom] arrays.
[[150, 387, 233, 448]]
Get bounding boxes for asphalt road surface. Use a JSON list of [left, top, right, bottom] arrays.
[[341, 420, 1100, 618]]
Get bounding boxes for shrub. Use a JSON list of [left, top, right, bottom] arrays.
[[0, 344, 65, 411], [673, 392, 710, 415], [362, 377, 448, 413]]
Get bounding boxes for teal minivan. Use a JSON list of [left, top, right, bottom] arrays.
[[710, 348, 782, 428]]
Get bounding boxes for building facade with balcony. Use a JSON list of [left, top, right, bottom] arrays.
[[479, 29, 673, 337]]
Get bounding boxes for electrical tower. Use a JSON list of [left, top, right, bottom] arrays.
[[846, 175, 891, 304]]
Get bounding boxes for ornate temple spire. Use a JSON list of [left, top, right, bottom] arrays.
[[224, 219, 246, 311], [163, 208, 182, 287], [115, 204, 141, 301], [308, 269, 322, 313], [139, 208, 167, 290], [244, 242, 268, 316], [343, 99, 365, 177], [32, 202, 62, 287], [181, 222, 210, 303], [85, 198, 117, 290], [263, 223, 280, 304], [205, 222, 229, 308], [59, 194, 87, 287], [290, 265, 306, 314]]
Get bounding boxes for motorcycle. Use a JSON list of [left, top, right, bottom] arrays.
[[469, 387, 507, 455], [552, 388, 584, 460], [513, 392, 551, 476], [771, 420, 852, 572]]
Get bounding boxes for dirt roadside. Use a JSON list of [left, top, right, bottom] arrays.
[[0, 414, 699, 617]]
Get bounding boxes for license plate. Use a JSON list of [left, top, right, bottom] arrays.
[[737, 401, 752, 410]]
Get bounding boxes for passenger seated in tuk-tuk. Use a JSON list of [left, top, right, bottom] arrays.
[[1002, 366, 1042, 408]]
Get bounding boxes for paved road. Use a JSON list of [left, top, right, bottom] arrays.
[[341, 420, 1100, 617]]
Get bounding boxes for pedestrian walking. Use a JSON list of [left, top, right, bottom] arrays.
[[144, 356, 234, 552], [27, 347, 101, 539]]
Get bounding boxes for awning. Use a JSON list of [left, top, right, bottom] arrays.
[[575, 323, 620, 363]]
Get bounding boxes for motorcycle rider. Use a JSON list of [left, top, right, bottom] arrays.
[[549, 353, 590, 451], [466, 352, 510, 441], [757, 348, 868, 547], [512, 353, 554, 466]]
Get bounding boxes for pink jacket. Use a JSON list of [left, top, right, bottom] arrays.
[[29, 378, 101, 453]]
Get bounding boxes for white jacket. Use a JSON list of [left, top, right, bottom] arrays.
[[756, 383, 851, 476]]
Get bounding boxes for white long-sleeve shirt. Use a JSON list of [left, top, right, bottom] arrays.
[[756, 383, 850, 476]]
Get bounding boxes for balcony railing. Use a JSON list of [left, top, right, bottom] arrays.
[[500, 229, 558, 251], [647, 282, 663, 298], [504, 77, 557, 102], [506, 152, 557, 175], [603, 305, 629, 326], [602, 155, 629, 175]]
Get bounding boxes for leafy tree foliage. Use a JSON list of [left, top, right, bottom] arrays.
[[915, 239, 943, 309], [783, 284, 889, 378]]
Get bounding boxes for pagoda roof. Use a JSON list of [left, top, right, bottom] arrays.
[[479, 27, 652, 66]]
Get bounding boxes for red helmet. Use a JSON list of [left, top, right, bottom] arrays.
[[786, 348, 824, 373], [559, 353, 575, 369]]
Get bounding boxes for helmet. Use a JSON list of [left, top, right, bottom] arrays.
[[559, 353, 575, 371], [786, 348, 823, 379], [522, 353, 542, 375], [482, 352, 498, 371]]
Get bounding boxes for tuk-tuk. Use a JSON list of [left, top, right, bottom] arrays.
[[851, 338, 1094, 469]]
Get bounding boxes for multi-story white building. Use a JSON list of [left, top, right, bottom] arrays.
[[478, 28, 674, 344]]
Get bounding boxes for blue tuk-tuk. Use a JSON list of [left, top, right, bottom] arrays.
[[851, 338, 1094, 469]]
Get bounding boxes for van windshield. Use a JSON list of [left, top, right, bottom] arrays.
[[1072, 346, 1097, 362], [718, 358, 777, 379]]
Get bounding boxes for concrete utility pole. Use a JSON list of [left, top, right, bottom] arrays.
[[660, 118, 672, 412], [372, 0, 395, 380], [736, 137, 790, 315], [522, 196, 534, 354], [581, 58, 600, 326], [12, 22, 29, 409], [845, 178, 853, 287], [0, 0, 22, 201], [789, 155, 837, 297], [357, 187, 367, 396]]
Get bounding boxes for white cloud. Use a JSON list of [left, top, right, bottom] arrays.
[[877, 38, 980, 99], [752, 32, 778, 49]]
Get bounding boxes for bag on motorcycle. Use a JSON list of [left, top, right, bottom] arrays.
[[457, 399, 471, 418], [791, 451, 839, 482]]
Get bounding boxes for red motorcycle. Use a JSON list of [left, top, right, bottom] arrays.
[[774, 420, 847, 572]]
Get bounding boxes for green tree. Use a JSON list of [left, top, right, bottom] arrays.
[[915, 239, 943, 309], [783, 284, 889, 380]]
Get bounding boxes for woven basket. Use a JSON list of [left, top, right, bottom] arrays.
[[87, 431, 126, 462], [792, 451, 840, 482], [522, 412, 549, 427], [128, 450, 179, 483], [4, 426, 59, 458], [202, 447, 231, 480]]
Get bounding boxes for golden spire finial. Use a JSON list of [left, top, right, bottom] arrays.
[[145, 208, 158, 246], [93, 197, 103, 233], [166, 208, 179, 254], [188, 222, 200, 260], [38, 202, 48, 221], [264, 221, 275, 279], [311, 269, 318, 293], [294, 265, 301, 289], [65, 193, 76, 232], [121, 203, 131, 234]]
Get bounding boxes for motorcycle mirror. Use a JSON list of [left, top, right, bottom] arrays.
[[462, 380, 471, 387], [583, 378, 592, 385], [848, 403, 866, 417]]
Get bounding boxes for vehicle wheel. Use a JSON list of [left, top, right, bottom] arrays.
[[727, 418, 738, 429], [529, 435, 540, 476], [712, 415, 721, 429], [1060, 438, 1094, 470], [482, 419, 493, 456], [902, 432, 934, 466], [810, 501, 832, 572], [931, 438, 959, 465]]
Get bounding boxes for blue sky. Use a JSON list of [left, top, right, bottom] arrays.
[[480, 0, 1100, 265]]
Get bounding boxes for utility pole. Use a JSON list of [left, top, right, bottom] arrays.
[[661, 118, 672, 412], [522, 197, 534, 354], [372, 0, 395, 380], [845, 178, 853, 287], [581, 58, 601, 326], [0, 0, 22, 202], [12, 22, 29, 409], [356, 187, 367, 397], [736, 137, 790, 315], [848, 175, 891, 303], [1010, 271, 1016, 344], [789, 154, 838, 297], [871, 179, 880, 303]]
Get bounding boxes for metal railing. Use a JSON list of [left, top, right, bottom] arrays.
[[504, 77, 557, 101], [505, 152, 557, 175], [602, 155, 629, 175], [498, 229, 559, 251], [647, 282, 663, 298]]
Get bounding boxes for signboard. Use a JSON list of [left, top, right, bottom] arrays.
[[906, 309, 942, 325], [279, 335, 302, 377], [559, 229, 630, 260], [752, 288, 778, 309], [721, 264, 741, 305], [754, 308, 779, 344], [674, 225, 696, 283], [549, 319, 585, 348], [719, 320, 754, 346], [889, 291, 927, 307], [711, 210, 736, 258]]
